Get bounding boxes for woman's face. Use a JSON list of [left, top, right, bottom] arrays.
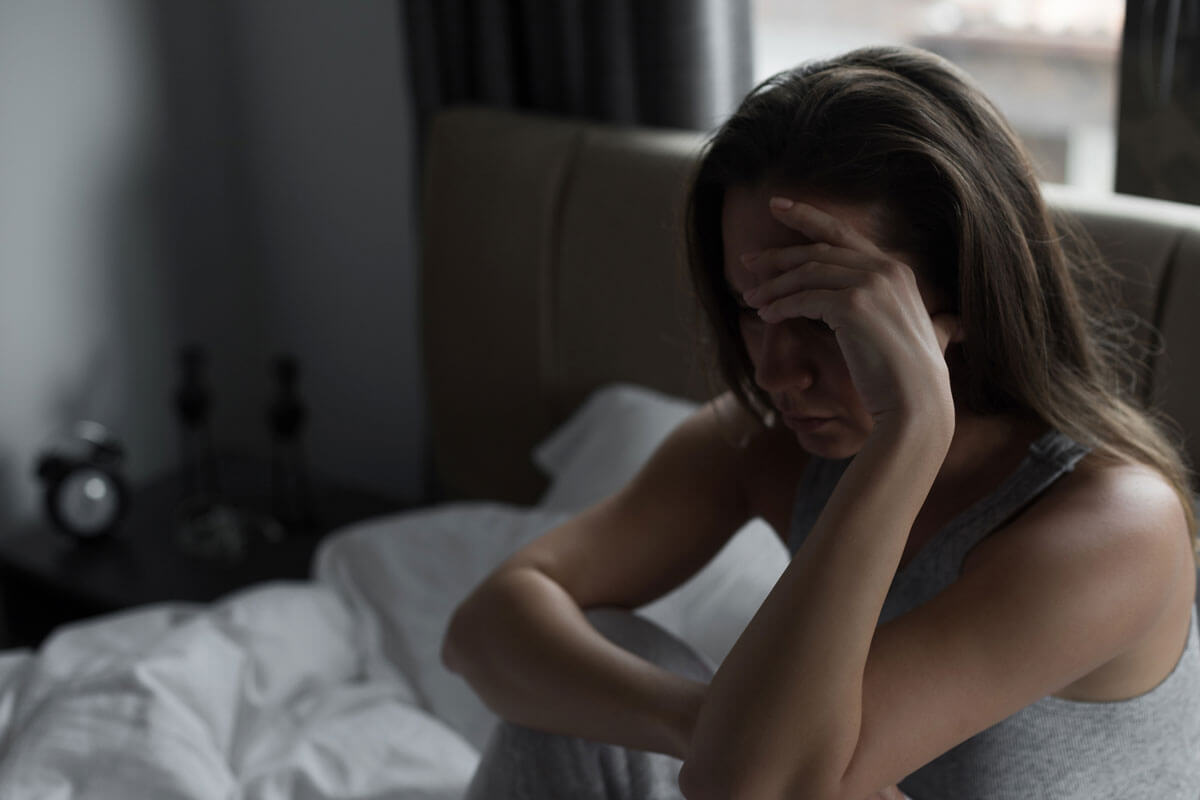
[[720, 183, 944, 459]]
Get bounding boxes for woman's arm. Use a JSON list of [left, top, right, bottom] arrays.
[[442, 396, 758, 759], [678, 195, 958, 799], [444, 564, 705, 758], [680, 415, 950, 796], [681, 433, 1182, 800]]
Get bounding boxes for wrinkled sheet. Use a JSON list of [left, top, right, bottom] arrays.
[[0, 501, 786, 799], [0, 581, 478, 799]]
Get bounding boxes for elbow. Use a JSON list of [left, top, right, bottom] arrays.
[[440, 569, 525, 677], [440, 604, 468, 674], [441, 586, 490, 675]]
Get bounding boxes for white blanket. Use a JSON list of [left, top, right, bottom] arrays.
[[0, 581, 479, 799], [0, 503, 785, 799]]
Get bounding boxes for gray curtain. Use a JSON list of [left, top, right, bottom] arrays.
[[1116, 0, 1200, 203], [403, 0, 754, 134]]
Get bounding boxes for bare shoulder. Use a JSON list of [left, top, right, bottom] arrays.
[[829, 453, 1194, 788], [649, 390, 765, 487], [688, 391, 803, 479], [987, 454, 1190, 567], [967, 452, 1195, 698], [702, 390, 768, 447]]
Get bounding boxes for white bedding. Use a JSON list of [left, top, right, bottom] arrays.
[[0, 581, 479, 799], [0, 385, 790, 799]]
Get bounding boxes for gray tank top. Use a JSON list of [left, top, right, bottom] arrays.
[[785, 428, 1200, 799]]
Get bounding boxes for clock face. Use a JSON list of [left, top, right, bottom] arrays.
[[56, 468, 120, 536]]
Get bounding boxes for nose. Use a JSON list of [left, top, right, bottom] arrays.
[[750, 320, 816, 395]]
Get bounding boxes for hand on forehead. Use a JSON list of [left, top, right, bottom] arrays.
[[721, 184, 946, 311], [722, 187, 882, 278]]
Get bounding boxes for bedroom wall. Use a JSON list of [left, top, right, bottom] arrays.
[[0, 0, 426, 531], [227, 0, 427, 503], [0, 0, 185, 529]]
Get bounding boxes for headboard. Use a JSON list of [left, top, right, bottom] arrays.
[[420, 106, 1200, 505]]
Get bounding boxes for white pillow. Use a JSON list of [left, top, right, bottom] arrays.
[[313, 504, 572, 753], [532, 383, 698, 511], [638, 518, 787, 667]]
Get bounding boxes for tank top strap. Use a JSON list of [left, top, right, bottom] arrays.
[[785, 428, 1093, 597], [882, 428, 1092, 621], [933, 428, 1092, 566]]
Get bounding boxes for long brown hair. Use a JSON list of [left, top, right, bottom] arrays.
[[684, 45, 1197, 543]]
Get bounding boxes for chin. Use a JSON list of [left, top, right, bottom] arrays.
[[800, 437, 864, 460], [772, 409, 872, 459], [790, 422, 869, 460]]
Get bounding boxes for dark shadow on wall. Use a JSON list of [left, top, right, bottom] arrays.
[[0, 453, 25, 647], [67, 147, 182, 486], [0, 453, 16, 532], [138, 0, 270, 467], [0, 0, 191, 520]]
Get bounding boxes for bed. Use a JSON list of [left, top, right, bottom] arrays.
[[0, 106, 1198, 798]]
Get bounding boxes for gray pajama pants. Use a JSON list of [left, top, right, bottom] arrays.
[[462, 608, 717, 799]]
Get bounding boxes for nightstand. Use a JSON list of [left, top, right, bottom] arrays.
[[0, 455, 402, 647]]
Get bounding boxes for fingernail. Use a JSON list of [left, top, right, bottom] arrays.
[[742, 288, 759, 304], [769, 196, 794, 211], [740, 252, 761, 266]]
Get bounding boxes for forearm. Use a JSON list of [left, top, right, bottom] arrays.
[[443, 566, 704, 759], [682, 417, 952, 798]]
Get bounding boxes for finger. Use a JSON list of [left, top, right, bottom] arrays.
[[740, 241, 880, 277], [756, 287, 843, 327], [768, 197, 887, 258], [742, 261, 866, 309]]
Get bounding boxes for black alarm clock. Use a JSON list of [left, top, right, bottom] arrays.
[[35, 421, 130, 540]]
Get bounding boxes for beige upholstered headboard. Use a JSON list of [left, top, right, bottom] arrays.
[[420, 106, 1200, 505]]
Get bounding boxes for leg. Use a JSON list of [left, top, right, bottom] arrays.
[[462, 607, 715, 800]]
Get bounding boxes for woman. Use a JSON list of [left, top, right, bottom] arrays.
[[442, 45, 1200, 799]]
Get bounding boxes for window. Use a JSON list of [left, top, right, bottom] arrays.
[[751, 1, 1125, 193]]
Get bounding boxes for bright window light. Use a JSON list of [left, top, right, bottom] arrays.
[[751, 0, 1125, 193]]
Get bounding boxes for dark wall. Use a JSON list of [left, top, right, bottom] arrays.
[[0, 0, 427, 530], [0, 0, 181, 526]]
